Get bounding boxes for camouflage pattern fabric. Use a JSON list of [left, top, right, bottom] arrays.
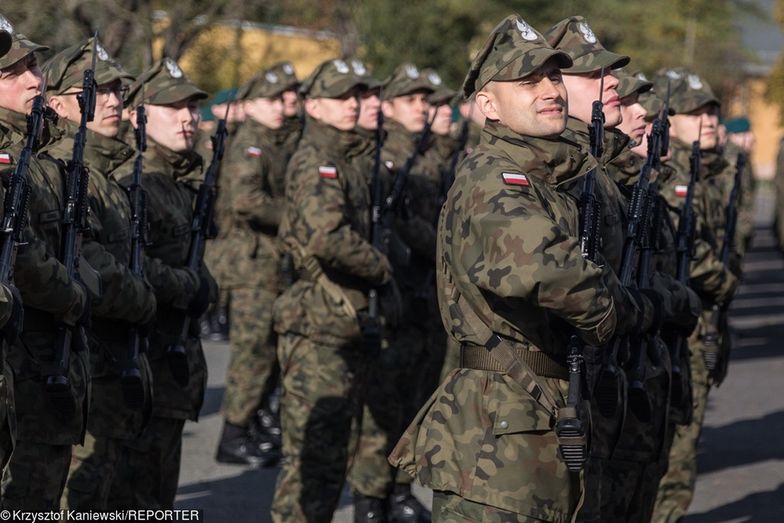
[[391, 121, 653, 522], [61, 430, 122, 510], [652, 68, 719, 115], [721, 140, 755, 256], [0, 440, 71, 510], [271, 117, 391, 522], [106, 417, 186, 509], [432, 490, 555, 523], [545, 16, 629, 74]]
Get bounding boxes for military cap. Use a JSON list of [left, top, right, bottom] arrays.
[[125, 57, 207, 107], [545, 16, 629, 74], [724, 116, 750, 133], [653, 67, 719, 114], [200, 87, 237, 121], [615, 70, 652, 99], [298, 58, 368, 99], [266, 61, 299, 92], [237, 66, 291, 100], [422, 68, 456, 105], [382, 63, 434, 100], [0, 14, 49, 70], [44, 37, 133, 95], [350, 58, 381, 91], [462, 14, 572, 99]]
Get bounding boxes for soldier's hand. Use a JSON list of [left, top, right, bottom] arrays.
[[652, 273, 702, 336], [188, 273, 212, 319], [380, 278, 403, 328], [1, 284, 23, 344], [626, 286, 663, 335]]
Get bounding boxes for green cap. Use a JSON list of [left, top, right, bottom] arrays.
[[462, 15, 572, 99], [43, 37, 133, 95], [201, 87, 237, 121], [653, 67, 719, 114], [350, 58, 381, 91], [545, 16, 629, 74], [0, 15, 49, 70], [298, 58, 368, 99], [724, 116, 750, 133], [382, 63, 434, 100], [237, 65, 292, 100], [422, 68, 456, 105], [125, 57, 208, 107], [616, 70, 652, 99], [0, 30, 10, 58], [265, 61, 299, 92]]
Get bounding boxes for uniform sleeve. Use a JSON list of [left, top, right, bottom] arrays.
[[141, 254, 200, 308], [460, 175, 634, 345], [228, 152, 282, 229], [290, 158, 390, 286]]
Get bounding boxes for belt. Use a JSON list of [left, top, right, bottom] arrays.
[[460, 344, 568, 381]]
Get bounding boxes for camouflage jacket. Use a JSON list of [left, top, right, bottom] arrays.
[[391, 121, 647, 521], [560, 118, 630, 274], [274, 118, 391, 345], [273, 115, 303, 161], [115, 141, 209, 420], [220, 118, 290, 290], [661, 139, 737, 306], [720, 140, 754, 257], [0, 108, 89, 446]]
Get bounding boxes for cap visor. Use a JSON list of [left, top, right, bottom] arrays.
[[494, 48, 573, 83], [0, 40, 48, 70], [566, 49, 630, 74], [151, 84, 209, 105]]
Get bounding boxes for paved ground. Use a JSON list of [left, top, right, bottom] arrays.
[[174, 189, 784, 522]]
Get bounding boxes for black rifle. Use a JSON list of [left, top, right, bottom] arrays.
[[365, 101, 386, 353], [705, 151, 745, 384], [120, 103, 148, 409], [48, 40, 99, 417], [165, 110, 228, 386], [555, 70, 606, 472]]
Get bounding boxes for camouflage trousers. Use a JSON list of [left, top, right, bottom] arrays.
[[1, 440, 71, 510], [0, 362, 15, 472], [432, 490, 552, 523], [222, 286, 279, 426], [107, 416, 186, 509], [61, 431, 123, 510], [652, 322, 713, 523], [271, 333, 368, 523]]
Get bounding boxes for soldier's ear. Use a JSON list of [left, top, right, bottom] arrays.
[[381, 100, 394, 119], [128, 108, 138, 130], [304, 98, 320, 120], [46, 95, 68, 120], [475, 89, 499, 122]]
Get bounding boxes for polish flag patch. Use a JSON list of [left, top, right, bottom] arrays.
[[246, 146, 262, 158], [502, 172, 530, 186], [318, 165, 338, 179], [0, 153, 11, 165], [674, 185, 688, 197]]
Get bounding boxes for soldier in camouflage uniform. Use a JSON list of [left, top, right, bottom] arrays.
[[107, 58, 215, 509], [271, 61, 303, 160], [215, 66, 294, 467], [271, 58, 393, 522], [41, 38, 158, 510], [721, 116, 755, 255], [390, 14, 667, 522], [651, 68, 740, 523], [0, 17, 92, 509]]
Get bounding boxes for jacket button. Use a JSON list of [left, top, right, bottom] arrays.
[[499, 420, 509, 429]]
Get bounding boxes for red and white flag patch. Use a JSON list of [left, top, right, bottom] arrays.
[[674, 185, 688, 197], [502, 172, 529, 186], [246, 146, 262, 158], [318, 165, 338, 179], [0, 153, 11, 165]]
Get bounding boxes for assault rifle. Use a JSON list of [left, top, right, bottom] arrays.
[[365, 98, 386, 353], [705, 151, 746, 385], [120, 102, 148, 409], [48, 38, 99, 417], [439, 111, 470, 208], [555, 69, 606, 472], [165, 103, 228, 386]]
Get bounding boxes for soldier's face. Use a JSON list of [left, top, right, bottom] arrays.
[[140, 98, 201, 152], [49, 80, 124, 138], [305, 90, 359, 131], [428, 103, 452, 136], [244, 96, 284, 129], [0, 54, 43, 114], [562, 69, 622, 128], [618, 93, 648, 145], [382, 92, 430, 133], [282, 90, 299, 117], [357, 91, 380, 130], [476, 61, 568, 138], [669, 105, 720, 150]]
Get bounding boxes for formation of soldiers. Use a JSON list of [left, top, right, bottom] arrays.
[[0, 8, 758, 523]]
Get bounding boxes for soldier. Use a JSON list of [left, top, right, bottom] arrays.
[[390, 14, 663, 521], [215, 67, 293, 467], [270, 58, 392, 522], [0, 16, 92, 509], [107, 58, 215, 509], [268, 61, 302, 159], [41, 38, 158, 510], [721, 116, 755, 256], [651, 68, 740, 523]]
